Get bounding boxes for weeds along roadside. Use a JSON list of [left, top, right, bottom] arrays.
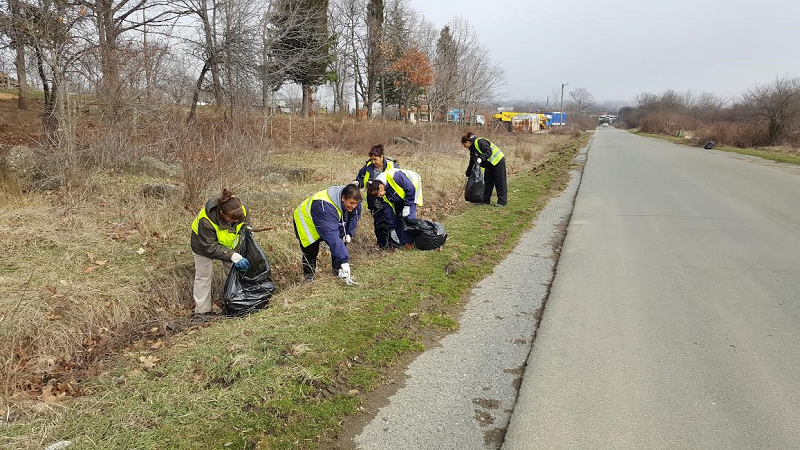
[[0, 110, 567, 422], [1, 131, 587, 449], [630, 129, 800, 166]]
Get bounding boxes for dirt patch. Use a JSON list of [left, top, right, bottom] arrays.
[[0, 92, 18, 100], [473, 398, 500, 409], [484, 427, 508, 446], [474, 409, 495, 426]]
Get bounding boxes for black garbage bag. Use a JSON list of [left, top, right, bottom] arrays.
[[465, 162, 485, 203], [223, 229, 276, 316], [402, 217, 448, 250], [704, 141, 715, 149]]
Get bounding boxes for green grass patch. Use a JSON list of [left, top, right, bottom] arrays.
[[1, 135, 587, 449], [632, 130, 800, 165], [419, 312, 459, 331], [0, 88, 46, 100]]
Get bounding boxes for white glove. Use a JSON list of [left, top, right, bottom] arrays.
[[338, 263, 351, 279], [476, 158, 482, 164], [349, 180, 359, 186], [390, 230, 400, 245], [231, 252, 243, 263], [343, 234, 352, 244], [402, 206, 411, 217]]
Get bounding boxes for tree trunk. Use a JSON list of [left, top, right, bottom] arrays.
[[200, 0, 223, 109], [301, 84, 313, 118], [380, 74, 386, 118], [187, 63, 210, 124], [97, 0, 124, 121], [10, 0, 28, 110]]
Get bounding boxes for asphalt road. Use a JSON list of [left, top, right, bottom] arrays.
[[353, 148, 587, 449], [503, 128, 800, 449]]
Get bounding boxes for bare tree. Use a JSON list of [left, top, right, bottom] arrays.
[[78, 0, 180, 120], [568, 87, 595, 115], [743, 77, 800, 144], [1, 0, 29, 109], [10, 0, 89, 144], [449, 17, 504, 120]]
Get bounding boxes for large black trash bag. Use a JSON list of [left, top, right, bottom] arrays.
[[465, 162, 485, 203], [223, 229, 276, 316], [402, 217, 448, 250]]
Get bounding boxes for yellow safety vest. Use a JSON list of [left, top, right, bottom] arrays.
[[383, 168, 423, 207], [293, 189, 343, 248], [474, 138, 505, 165], [191, 205, 247, 249], [363, 158, 396, 187]]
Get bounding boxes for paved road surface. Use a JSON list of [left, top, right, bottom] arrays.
[[504, 128, 800, 449], [354, 149, 587, 449]]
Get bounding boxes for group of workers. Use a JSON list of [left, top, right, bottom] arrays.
[[190, 132, 508, 316]]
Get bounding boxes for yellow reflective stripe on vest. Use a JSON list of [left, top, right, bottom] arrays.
[[474, 138, 505, 165], [363, 159, 395, 187], [384, 168, 422, 206], [293, 190, 342, 247], [191, 205, 247, 250]]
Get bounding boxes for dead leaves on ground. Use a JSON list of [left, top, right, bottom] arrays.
[[139, 355, 160, 370]]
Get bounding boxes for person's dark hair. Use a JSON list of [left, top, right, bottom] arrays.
[[460, 131, 476, 144], [218, 188, 244, 222], [368, 144, 385, 157], [366, 179, 384, 198], [342, 184, 363, 202]]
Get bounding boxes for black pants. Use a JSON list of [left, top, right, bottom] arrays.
[[294, 224, 341, 276], [482, 158, 508, 205]]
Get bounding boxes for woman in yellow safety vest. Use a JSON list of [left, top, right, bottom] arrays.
[[293, 184, 362, 283], [461, 132, 507, 206], [366, 167, 422, 249], [351, 144, 399, 248], [190, 188, 250, 317]]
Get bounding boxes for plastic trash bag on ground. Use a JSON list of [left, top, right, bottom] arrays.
[[223, 229, 276, 316], [402, 217, 448, 250], [465, 162, 485, 203]]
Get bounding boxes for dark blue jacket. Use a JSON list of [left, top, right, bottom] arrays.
[[380, 170, 416, 208], [355, 158, 398, 211], [309, 186, 361, 265]]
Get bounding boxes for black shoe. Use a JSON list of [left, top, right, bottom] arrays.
[[303, 274, 315, 283]]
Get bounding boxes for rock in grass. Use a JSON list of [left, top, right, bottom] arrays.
[[390, 136, 422, 145], [130, 156, 180, 178], [30, 175, 61, 191], [1, 145, 39, 178], [142, 183, 181, 199], [264, 172, 290, 185], [267, 166, 314, 183]]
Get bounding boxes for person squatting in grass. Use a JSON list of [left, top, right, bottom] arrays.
[[461, 132, 508, 206], [366, 168, 423, 250], [351, 144, 400, 249], [190, 188, 251, 316], [293, 184, 362, 283]]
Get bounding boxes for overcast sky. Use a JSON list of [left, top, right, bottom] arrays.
[[407, 0, 800, 105]]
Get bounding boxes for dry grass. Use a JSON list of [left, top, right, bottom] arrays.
[[0, 112, 566, 418]]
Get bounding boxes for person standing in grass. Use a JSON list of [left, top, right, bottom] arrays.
[[461, 132, 508, 206], [351, 144, 400, 249], [366, 168, 422, 249], [190, 188, 251, 317], [293, 184, 362, 283]]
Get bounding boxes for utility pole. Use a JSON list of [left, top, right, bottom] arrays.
[[560, 82, 568, 125]]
